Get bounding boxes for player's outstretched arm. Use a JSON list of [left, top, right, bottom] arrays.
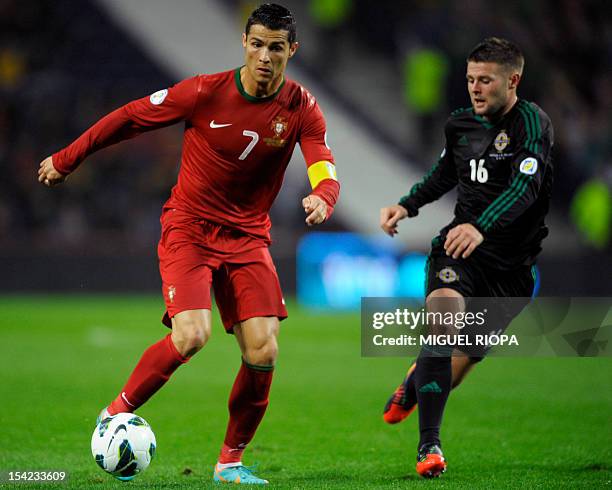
[[37, 156, 66, 187], [380, 204, 408, 237], [302, 194, 328, 226], [50, 78, 200, 177]]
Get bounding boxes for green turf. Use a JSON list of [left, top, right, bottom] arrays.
[[0, 295, 610, 489]]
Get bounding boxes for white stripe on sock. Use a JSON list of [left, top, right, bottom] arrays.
[[216, 462, 243, 469]]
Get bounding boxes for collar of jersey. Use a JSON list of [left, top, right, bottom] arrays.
[[234, 67, 285, 103], [473, 112, 495, 129]]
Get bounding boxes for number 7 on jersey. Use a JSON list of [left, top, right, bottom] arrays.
[[239, 130, 259, 160]]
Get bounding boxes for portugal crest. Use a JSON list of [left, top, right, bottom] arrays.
[[265, 116, 288, 147], [272, 116, 287, 136]]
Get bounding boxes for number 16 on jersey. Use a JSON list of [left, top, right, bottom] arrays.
[[469, 158, 488, 183]]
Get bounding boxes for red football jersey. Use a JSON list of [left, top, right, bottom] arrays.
[[53, 68, 339, 241]]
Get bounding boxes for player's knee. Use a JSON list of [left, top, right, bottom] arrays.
[[244, 337, 278, 366], [426, 288, 465, 314], [172, 326, 210, 357], [427, 288, 463, 300], [172, 312, 211, 357]]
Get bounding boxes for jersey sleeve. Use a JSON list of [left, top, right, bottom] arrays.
[[298, 92, 339, 220], [473, 107, 553, 234], [53, 76, 202, 174], [399, 122, 457, 216]]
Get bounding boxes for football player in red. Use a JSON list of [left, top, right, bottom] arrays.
[[38, 3, 339, 484]]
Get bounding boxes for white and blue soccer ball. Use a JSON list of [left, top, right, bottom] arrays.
[[91, 413, 156, 481]]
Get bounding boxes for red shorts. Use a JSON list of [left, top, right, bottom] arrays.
[[158, 209, 287, 332]]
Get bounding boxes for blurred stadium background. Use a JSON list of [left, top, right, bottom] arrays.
[[0, 0, 610, 301]]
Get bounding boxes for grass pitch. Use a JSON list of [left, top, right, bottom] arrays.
[[0, 295, 610, 489]]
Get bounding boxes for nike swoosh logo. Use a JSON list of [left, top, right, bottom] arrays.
[[228, 443, 247, 452], [107, 424, 127, 451], [210, 120, 232, 128], [121, 392, 135, 407]]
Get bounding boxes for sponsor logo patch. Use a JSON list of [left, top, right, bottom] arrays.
[[150, 89, 168, 105], [519, 157, 538, 175]]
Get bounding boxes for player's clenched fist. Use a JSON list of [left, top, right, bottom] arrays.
[[38, 156, 66, 187], [380, 205, 408, 237], [444, 223, 484, 259], [302, 195, 327, 226]]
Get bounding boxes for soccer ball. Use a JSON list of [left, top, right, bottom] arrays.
[[91, 413, 156, 481]]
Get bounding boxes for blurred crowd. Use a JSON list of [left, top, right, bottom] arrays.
[[0, 0, 180, 253], [1, 0, 610, 253]]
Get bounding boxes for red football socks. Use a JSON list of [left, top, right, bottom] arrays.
[[218, 360, 274, 464], [108, 334, 188, 415]]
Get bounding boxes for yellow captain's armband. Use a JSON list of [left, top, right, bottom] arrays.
[[307, 161, 337, 189]]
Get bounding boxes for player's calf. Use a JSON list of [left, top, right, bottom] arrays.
[[104, 333, 190, 416], [383, 356, 478, 424]]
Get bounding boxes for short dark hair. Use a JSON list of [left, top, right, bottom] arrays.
[[467, 37, 524, 74], [245, 3, 297, 44]]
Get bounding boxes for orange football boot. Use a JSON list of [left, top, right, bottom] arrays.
[[416, 444, 447, 478], [383, 363, 417, 424]]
